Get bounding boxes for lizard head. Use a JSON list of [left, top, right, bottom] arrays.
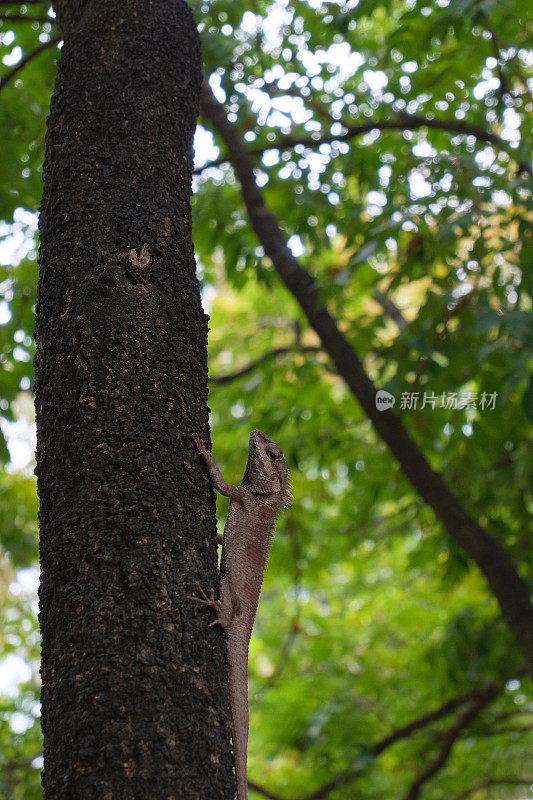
[[241, 430, 291, 502]]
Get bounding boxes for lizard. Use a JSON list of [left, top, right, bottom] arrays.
[[188, 430, 291, 800]]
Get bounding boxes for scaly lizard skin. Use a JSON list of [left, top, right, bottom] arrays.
[[189, 431, 291, 800]]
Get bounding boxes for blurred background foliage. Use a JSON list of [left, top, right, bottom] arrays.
[[0, 0, 532, 798]]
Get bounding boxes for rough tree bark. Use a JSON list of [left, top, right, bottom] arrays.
[[35, 2, 234, 798]]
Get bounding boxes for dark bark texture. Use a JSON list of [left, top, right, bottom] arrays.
[[200, 83, 533, 679], [35, 2, 234, 798]]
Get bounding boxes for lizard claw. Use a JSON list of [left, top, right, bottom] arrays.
[[186, 580, 213, 605], [191, 433, 208, 456], [196, 581, 216, 603], [187, 581, 226, 628]]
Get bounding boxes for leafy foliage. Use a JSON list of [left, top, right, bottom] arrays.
[[0, 1, 532, 798]]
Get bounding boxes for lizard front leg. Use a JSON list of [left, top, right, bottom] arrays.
[[187, 579, 234, 628], [191, 434, 251, 505]]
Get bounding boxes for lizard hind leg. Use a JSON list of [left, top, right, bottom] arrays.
[[187, 581, 231, 628]]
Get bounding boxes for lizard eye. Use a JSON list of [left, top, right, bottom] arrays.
[[267, 447, 282, 460]]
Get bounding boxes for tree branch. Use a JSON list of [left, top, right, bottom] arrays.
[[195, 111, 531, 176], [0, 34, 60, 94], [373, 686, 494, 755], [200, 81, 533, 678], [409, 288, 476, 393], [210, 344, 320, 385], [373, 289, 408, 331], [0, 14, 53, 22], [304, 685, 501, 800], [248, 682, 502, 800], [482, 13, 533, 102], [483, 14, 511, 98], [249, 780, 287, 800], [401, 684, 499, 800]]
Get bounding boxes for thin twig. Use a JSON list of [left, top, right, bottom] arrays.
[[195, 113, 531, 176], [249, 780, 287, 800], [468, 724, 533, 738], [401, 684, 499, 800], [373, 290, 408, 331], [482, 13, 533, 102], [408, 288, 475, 393], [374, 686, 495, 755], [482, 14, 511, 98], [451, 777, 533, 800], [210, 345, 321, 385], [0, 14, 54, 22], [248, 682, 502, 800], [0, 33, 60, 95]]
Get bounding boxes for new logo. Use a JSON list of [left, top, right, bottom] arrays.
[[375, 390, 396, 410]]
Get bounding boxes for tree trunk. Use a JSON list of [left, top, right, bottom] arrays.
[[35, 1, 234, 797]]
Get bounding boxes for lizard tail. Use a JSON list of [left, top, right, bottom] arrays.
[[229, 651, 249, 800]]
